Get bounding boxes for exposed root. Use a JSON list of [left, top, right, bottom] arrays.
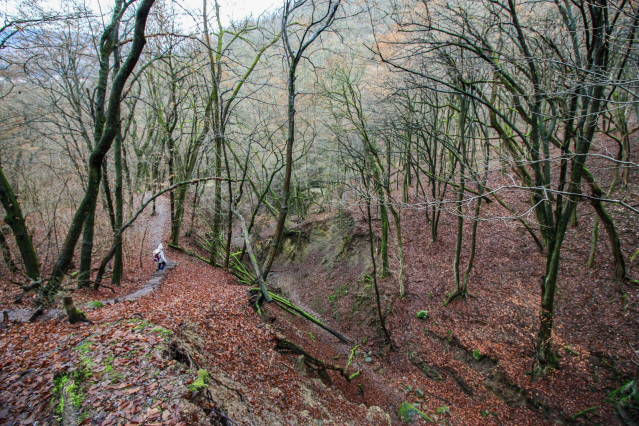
[[275, 333, 352, 382], [164, 340, 197, 370]]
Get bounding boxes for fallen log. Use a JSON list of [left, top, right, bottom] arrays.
[[231, 205, 271, 303], [252, 288, 352, 344]]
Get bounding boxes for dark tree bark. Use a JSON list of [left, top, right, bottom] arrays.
[[42, 0, 156, 301], [582, 168, 626, 282], [112, 28, 125, 286], [78, 0, 124, 289], [0, 228, 17, 273], [261, 0, 341, 279], [364, 177, 393, 347], [0, 165, 40, 280]]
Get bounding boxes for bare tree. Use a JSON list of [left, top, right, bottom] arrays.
[[261, 0, 342, 279]]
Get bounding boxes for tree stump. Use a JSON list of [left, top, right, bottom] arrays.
[[63, 296, 91, 324]]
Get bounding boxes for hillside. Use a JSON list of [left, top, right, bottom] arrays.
[[1, 0, 639, 424]]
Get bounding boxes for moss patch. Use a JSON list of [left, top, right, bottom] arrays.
[[397, 402, 434, 423], [189, 369, 210, 392]]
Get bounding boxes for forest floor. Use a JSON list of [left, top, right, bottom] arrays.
[[0, 139, 638, 425], [250, 138, 639, 424], [0, 197, 389, 425]]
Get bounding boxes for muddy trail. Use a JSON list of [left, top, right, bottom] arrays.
[[2, 194, 173, 323]]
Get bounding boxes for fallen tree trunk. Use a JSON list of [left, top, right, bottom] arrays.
[[253, 288, 352, 344], [231, 205, 271, 303]]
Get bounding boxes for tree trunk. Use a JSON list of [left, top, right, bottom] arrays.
[[261, 66, 296, 279], [378, 187, 390, 277], [100, 161, 116, 231], [0, 229, 17, 273], [77, 198, 97, 288], [0, 165, 39, 280], [230, 203, 271, 303], [111, 25, 124, 286], [535, 238, 561, 374], [582, 169, 626, 282], [63, 296, 90, 324], [210, 134, 223, 265], [112, 130, 124, 285], [42, 0, 156, 301], [448, 174, 466, 304], [365, 194, 392, 347]]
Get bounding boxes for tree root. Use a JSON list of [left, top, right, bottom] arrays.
[[275, 334, 353, 382]]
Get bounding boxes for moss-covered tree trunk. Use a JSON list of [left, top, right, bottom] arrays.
[[112, 130, 124, 285], [0, 165, 39, 280], [112, 27, 125, 286], [77, 199, 97, 288], [0, 228, 17, 273], [42, 0, 156, 301], [210, 134, 223, 265]]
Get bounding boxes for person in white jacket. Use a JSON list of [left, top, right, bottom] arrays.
[[153, 243, 168, 271]]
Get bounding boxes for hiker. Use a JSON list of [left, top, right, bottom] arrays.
[[153, 244, 168, 271]]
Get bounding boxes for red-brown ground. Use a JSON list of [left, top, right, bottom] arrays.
[[257, 137, 639, 424], [0, 137, 638, 424]]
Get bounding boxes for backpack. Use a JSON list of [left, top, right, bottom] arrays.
[[153, 252, 160, 262]]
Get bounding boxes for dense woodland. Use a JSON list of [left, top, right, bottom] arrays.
[[1, 0, 639, 424]]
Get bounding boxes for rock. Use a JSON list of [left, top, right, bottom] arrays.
[[366, 406, 392, 425], [364, 357, 373, 363], [415, 388, 425, 398]]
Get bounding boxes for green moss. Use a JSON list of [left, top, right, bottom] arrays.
[[52, 370, 86, 420], [472, 349, 482, 361], [397, 402, 434, 423], [133, 319, 151, 330], [150, 326, 173, 339], [415, 310, 428, 320], [53, 374, 69, 415], [189, 369, 210, 391], [328, 284, 349, 303], [436, 405, 450, 415], [74, 341, 91, 354], [87, 301, 104, 309]]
